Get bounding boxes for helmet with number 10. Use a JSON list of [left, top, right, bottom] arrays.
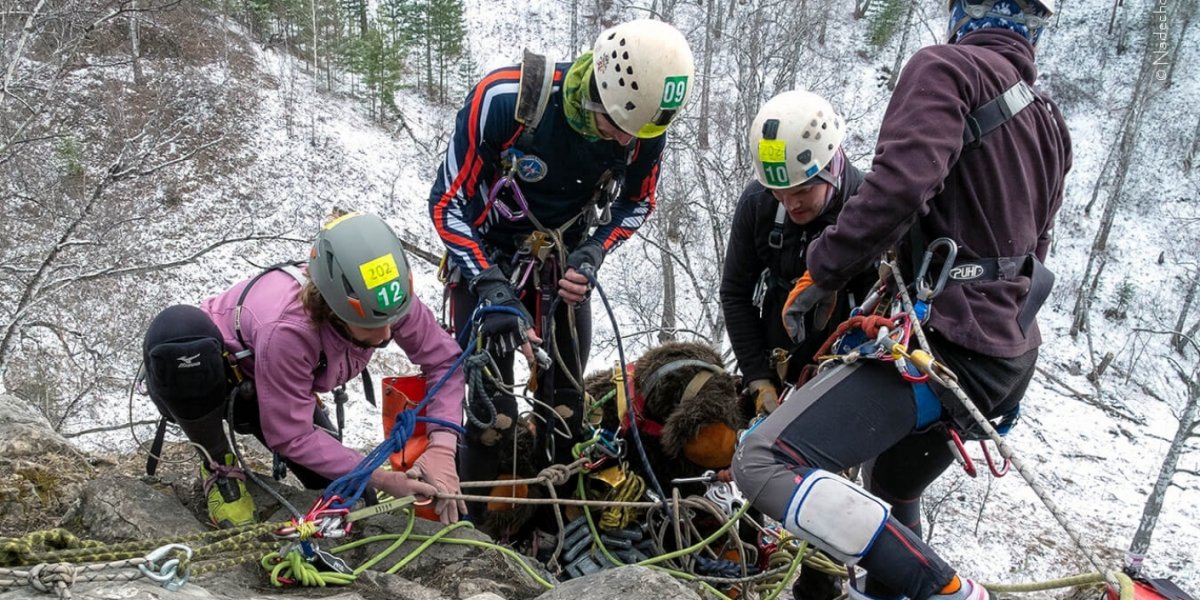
[[749, 90, 847, 190]]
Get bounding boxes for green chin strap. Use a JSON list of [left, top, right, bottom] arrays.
[[562, 52, 603, 142]]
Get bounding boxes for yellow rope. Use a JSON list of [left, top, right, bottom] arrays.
[[599, 472, 646, 530]]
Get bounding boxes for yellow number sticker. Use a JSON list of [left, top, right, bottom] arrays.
[[359, 254, 399, 290], [758, 139, 787, 163]]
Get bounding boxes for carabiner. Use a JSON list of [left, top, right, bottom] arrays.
[[980, 440, 1010, 477], [914, 238, 959, 302], [138, 543, 192, 591], [945, 428, 977, 478]]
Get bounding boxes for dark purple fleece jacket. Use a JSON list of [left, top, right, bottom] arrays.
[[807, 28, 1072, 357]]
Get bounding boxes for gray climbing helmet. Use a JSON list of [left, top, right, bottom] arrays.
[[307, 212, 414, 328]]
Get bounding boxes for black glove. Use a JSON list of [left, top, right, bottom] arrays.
[[471, 267, 533, 355], [566, 241, 605, 277]]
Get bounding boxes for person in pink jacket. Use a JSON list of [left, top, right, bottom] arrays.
[[141, 212, 467, 527]]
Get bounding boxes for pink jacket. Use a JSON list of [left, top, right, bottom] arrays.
[[201, 269, 464, 481]]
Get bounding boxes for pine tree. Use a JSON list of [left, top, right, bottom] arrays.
[[429, 0, 467, 103]]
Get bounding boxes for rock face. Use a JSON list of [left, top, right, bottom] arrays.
[[0, 394, 715, 600], [532, 566, 704, 600], [0, 394, 97, 535], [0, 393, 82, 459], [57, 475, 209, 542]]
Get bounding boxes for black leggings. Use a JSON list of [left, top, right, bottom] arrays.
[[450, 273, 593, 521], [143, 304, 336, 489], [733, 336, 1036, 600]]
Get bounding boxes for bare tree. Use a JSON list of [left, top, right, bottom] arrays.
[[1175, 268, 1200, 354], [0, 1, 297, 427], [1128, 330, 1200, 558], [1069, 16, 1159, 338]]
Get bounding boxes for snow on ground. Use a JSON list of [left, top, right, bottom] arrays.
[[70, 4, 1200, 595]]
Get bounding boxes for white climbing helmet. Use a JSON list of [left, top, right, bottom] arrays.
[[591, 19, 696, 139], [748, 90, 846, 189]]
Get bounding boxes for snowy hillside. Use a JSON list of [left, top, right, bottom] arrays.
[[1, 0, 1197, 596]]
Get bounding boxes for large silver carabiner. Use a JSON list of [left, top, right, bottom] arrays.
[[914, 238, 958, 302]]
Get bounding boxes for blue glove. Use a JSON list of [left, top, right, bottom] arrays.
[[471, 267, 533, 355]]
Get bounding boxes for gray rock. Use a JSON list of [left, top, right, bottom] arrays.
[[57, 475, 206, 542], [0, 395, 95, 534], [0, 393, 56, 428], [532, 566, 703, 600], [0, 394, 85, 460], [462, 594, 507, 600], [356, 570, 450, 599], [0, 579, 225, 600], [343, 511, 554, 599]]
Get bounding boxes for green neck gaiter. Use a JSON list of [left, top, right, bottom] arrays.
[[562, 52, 603, 142]]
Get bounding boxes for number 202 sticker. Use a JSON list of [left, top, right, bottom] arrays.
[[360, 253, 399, 290]]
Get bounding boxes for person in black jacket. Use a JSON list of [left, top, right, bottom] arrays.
[[428, 19, 696, 533], [720, 90, 867, 416]]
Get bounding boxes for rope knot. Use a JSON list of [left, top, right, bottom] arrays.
[[295, 520, 318, 540], [26, 562, 74, 593], [389, 408, 417, 445], [538, 464, 572, 486]]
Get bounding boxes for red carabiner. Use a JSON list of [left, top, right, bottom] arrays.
[[946, 428, 977, 478], [979, 440, 1010, 477]]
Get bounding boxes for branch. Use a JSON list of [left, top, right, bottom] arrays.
[[1, 0, 48, 103], [1034, 365, 1144, 423], [112, 136, 225, 181], [63, 419, 159, 439], [1134, 327, 1200, 354], [400, 237, 442, 267], [619, 327, 715, 345], [42, 233, 291, 291]]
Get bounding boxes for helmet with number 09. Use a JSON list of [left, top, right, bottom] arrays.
[[591, 19, 696, 139]]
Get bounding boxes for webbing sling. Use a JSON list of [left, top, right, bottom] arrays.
[[962, 80, 1036, 150]]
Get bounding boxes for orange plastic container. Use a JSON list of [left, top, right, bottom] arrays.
[[381, 375, 428, 471], [381, 375, 438, 521]]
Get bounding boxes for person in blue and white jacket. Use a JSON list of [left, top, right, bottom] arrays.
[[427, 19, 695, 529]]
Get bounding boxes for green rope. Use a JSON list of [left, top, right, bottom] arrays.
[[575, 474, 746, 599], [384, 521, 472, 574], [1, 522, 285, 567], [333, 509, 555, 590], [761, 540, 807, 600], [261, 549, 356, 587]]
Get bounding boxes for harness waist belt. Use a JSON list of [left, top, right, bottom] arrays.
[[943, 253, 1055, 337]]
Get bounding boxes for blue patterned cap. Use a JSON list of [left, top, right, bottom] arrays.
[[949, 0, 1049, 44]]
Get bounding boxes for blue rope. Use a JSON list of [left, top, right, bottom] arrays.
[[323, 305, 523, 509]]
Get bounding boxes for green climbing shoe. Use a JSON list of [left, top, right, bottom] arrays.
[[199, 453, 256, 528]]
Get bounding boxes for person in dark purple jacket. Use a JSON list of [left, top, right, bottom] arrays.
[[142, 212, 467, 527], [732, 0, 1071, 599]]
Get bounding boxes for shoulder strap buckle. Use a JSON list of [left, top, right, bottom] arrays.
[[514, 49, 555, 152], [768, 204, 786, 250]]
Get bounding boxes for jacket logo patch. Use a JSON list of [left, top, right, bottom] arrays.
[[516, 155, 548, 182], [176, 353, 202, 369], [949, 264, 985, 281]]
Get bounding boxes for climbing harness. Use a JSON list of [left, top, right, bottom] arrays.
[[141, 262, 374, 480], [816, 246, 1109, 575]]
